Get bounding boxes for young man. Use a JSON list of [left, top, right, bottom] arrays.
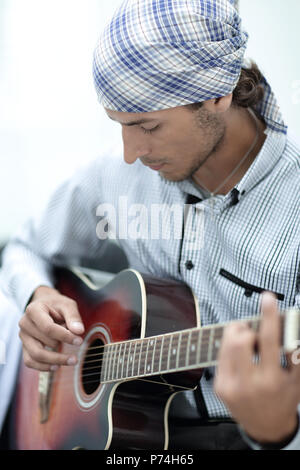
[[1, 0, 300, 450]]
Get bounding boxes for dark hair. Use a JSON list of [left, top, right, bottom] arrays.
[[187, 61, 265, 112]]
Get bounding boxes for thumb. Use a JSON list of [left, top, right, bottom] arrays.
[[56, 302, 85, 336]]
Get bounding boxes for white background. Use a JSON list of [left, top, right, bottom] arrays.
[[0, 0, 299, 244]]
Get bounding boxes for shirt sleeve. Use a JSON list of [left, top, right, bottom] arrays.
[[240, 272, 300, 450], [239, 406, 300, 450], [0, 158, 105, 313]]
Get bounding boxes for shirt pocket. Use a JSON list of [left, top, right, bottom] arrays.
[[219, 269, 285, 301]]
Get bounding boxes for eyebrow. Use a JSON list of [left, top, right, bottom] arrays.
[[107, 115, 156, 126]]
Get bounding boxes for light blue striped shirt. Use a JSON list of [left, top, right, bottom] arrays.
[[1, 126, 300, 448]]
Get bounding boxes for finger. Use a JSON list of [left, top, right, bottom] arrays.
[[214, 322, 256, 402], [217, 322, 256, 377], [20, 317, 59, 350], [55, 299, 85, 336], [23, 349, 55, 372], [20, 331, 78, 368], [258, 291, 281, 369], [26, 303, 83, 346]]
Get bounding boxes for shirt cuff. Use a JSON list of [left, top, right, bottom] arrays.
[[16, 274, 54, 313], [239, 412, 300, 450]]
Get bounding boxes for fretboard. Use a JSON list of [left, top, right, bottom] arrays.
[[100, 307, 300, 384], [101, 317, 263, 384]]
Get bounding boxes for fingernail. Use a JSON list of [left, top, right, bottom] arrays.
[[262, 291, 276, 305], [67, 356, 77, 366], [71, 322, 84, 333], [73, 337, 83, 346]]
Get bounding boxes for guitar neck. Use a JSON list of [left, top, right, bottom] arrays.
[[100, 309, 300, 384]]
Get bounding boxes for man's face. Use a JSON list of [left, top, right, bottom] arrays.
[[105, 104, 226, 182]]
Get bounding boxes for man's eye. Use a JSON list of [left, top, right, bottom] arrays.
[[141, 126, 159, 134]]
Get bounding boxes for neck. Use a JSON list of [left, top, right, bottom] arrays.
[[193, 107, 267, 196], [100, 308, 299, 384]]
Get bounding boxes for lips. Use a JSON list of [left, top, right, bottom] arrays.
[[148, 164, 165, 171]]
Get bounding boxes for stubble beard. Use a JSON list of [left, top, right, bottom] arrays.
[[160, 109, 226, 183]]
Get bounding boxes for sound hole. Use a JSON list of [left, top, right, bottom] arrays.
[[82, 338, 103, 395]]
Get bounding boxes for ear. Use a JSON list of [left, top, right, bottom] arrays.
[[203, 94, 233, 113]]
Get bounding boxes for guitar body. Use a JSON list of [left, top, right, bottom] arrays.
[[13, 267, 202, 450]]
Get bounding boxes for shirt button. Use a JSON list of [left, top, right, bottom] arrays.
[[185, 260, 194, 270], [244, 289, 253, 297]]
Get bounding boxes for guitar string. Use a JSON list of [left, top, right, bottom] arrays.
[[45, 328, 289, 390], [41, 315, 287, 389], [60, 316, 258, 361], [44, 319, 260, 387], [54, 332, 224, 373], [66, 313, 263, 356], [80, 334, 223, 368], [45, 342, 219, 387], [43, 339, 223, 390], [46, 372, 196, 392], [44, 330, 287, 391], [46, 362, 210, 391]]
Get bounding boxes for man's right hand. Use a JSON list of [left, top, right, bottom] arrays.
[[19, 286, 85, 371]]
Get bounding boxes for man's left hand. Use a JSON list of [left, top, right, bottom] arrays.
[[214, 292, 300, 444]]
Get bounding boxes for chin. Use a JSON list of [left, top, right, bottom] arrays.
[[159, 172, 189, 183]]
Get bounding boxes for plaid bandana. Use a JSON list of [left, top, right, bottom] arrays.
[[93, 0, 287, 134]]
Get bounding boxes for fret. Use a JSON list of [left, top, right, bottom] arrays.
[[140, 339, 148, 375], [101, 345, 109, 382], [161, 335, 171, 372], [189, 329, 199, 366], [113, 343, 120, 381], [151, 337, 157, 374], [105, 344, 112, 381], [196, 328, 202, 366], [105, 345, 112, 382], [121, 342, 129, 379], [176, 332, 182, 369], [169, 333, 179, 370], [108, 343, 116, 381], [128, 341, 137, 377], [116, 343, 121, 379], [200, 328, 210, 364], [153, 337, 162, 374], [184, 330, 191, 367], [211, 327, 222, 363], [183, 330, 191, 367], [178, 331, 188, 369], [158, 336, 165, 373], [207, 328, 214, 363], [125, 341, 133, 379], [166, 334, 174, 371], [133, 341, 142, 377], [145, 338, 155, 375], [116, 343, 123, 380]]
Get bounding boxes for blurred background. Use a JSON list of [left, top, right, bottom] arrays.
[[0, 0, 299, 249]]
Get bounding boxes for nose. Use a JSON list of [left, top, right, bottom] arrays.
[[122, 126, 152, 165]]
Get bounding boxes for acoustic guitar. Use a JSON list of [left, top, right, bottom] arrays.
[[12, 266, 300, 450]]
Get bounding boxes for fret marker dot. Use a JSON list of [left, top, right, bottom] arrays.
[[147, 365, 151, 372], [172, 348, 177, 355], [191, 344, 196, 352], [130, 356, 133, 362], [150, 340, 154, 346], [215, 340, 221, 348]]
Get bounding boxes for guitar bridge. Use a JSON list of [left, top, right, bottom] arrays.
[[38, 371, 54, 423]]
